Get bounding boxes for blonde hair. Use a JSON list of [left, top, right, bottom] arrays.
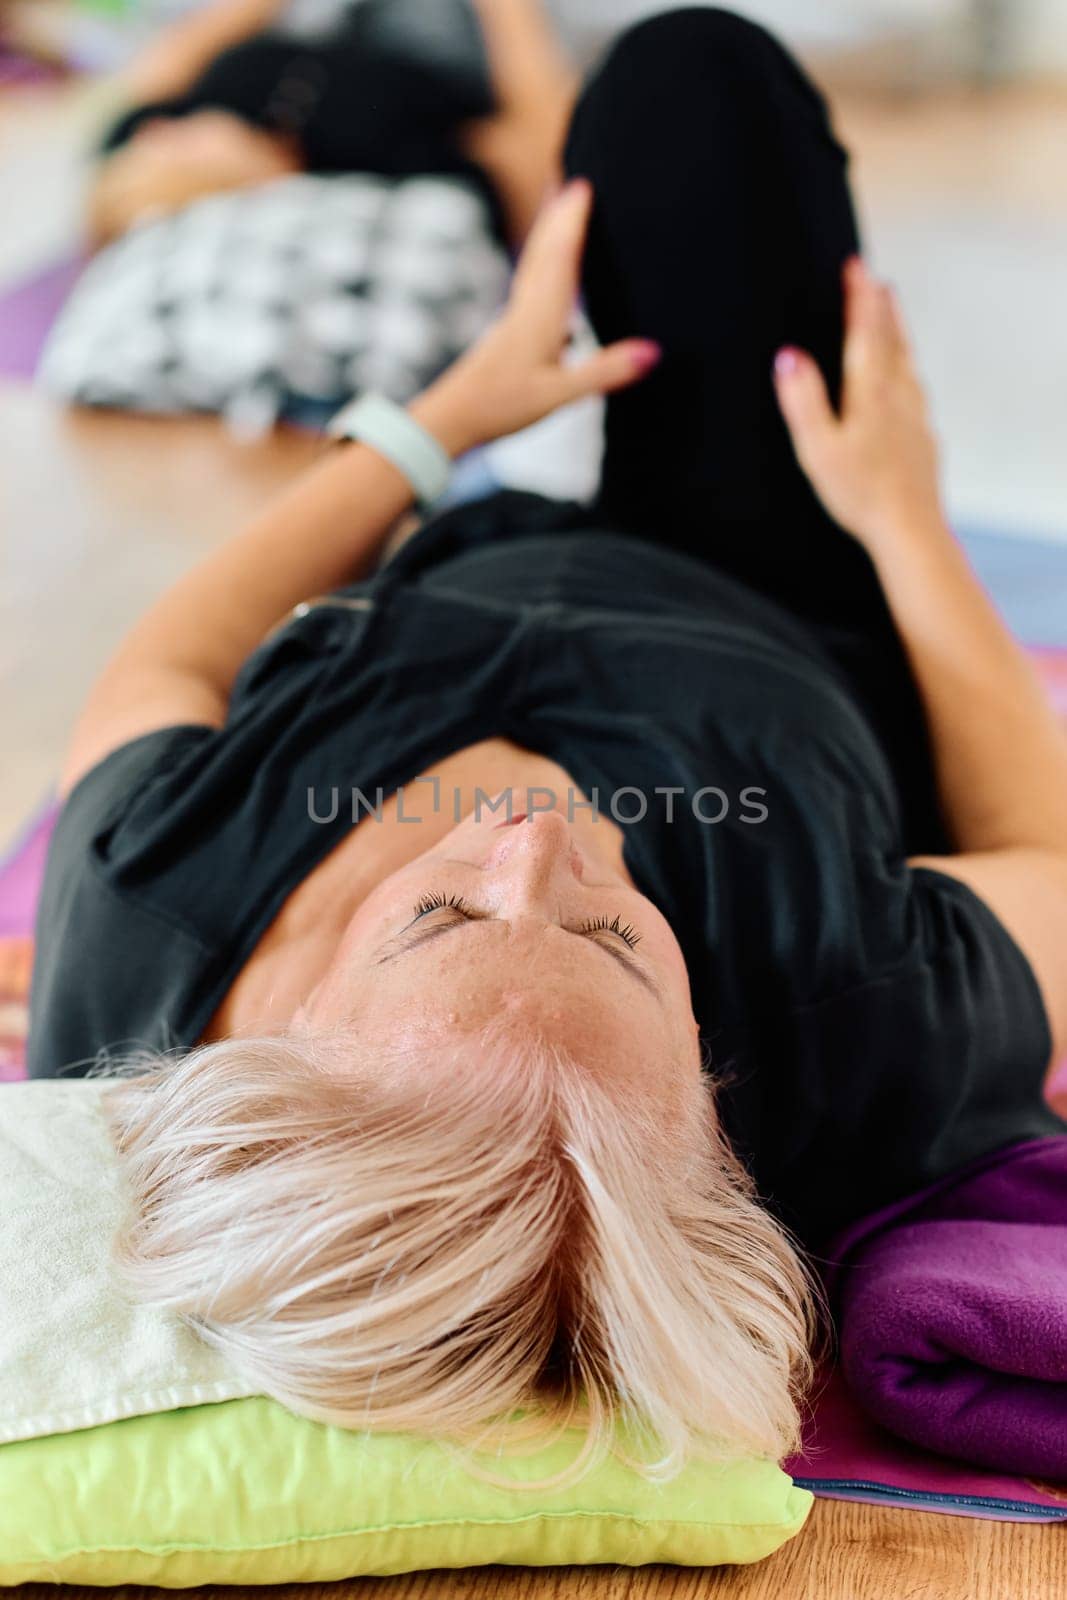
[[105, 1024, 816, 1486]]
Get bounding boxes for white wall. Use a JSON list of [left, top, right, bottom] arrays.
[[553, 1, 965, 56], [556, 1, 1067, 76], [1015, 0, 1067, 71]]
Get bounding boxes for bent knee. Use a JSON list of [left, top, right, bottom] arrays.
[[596, 6, 790, 81]]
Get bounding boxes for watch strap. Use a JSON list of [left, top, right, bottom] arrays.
[[326, 392, 451, 509]]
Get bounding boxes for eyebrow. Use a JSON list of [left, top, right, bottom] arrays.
[[376, 914, 663, 1000]]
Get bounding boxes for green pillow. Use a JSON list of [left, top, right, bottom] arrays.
[[0, 1396, 811, 1584]]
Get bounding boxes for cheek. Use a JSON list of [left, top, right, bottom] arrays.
[[343, 971, 502, 1060], [347, 943, 605, 1048], [646, 916, 694, 994]]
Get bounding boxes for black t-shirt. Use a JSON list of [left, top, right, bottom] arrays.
[[28, 512, 1064, 1247]]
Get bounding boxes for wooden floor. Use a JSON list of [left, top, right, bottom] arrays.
[[0, 385, 321, 841], [3, 1499, 1066, 1599]]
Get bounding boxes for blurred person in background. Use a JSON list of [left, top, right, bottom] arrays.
[[86, 0, 576, 248]]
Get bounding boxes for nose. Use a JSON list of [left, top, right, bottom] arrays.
[[485, 809, 581, 908]]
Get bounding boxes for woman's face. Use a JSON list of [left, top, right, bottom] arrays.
[[298, 804, 702, 1101]]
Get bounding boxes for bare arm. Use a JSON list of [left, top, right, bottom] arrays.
[[120, 0, 287, 103], [870, 519, 1067, 1051], [60, 182, 659, 797], [869, 527, 1067, 857], [462, 0, 578, 243], [775, 258, 1067, 1053], [86, 0, 294, 243], [59, 439, 419, 792], [468, 0, 576, 118]]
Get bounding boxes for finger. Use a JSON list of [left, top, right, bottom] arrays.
[[843, 255, 884, 340], [843, 257, 899, 388], [773, 346, 836, 460], [510, 177, 593, 323], [843, 256, 888, 368], [552, 338, 662, 405], [883, 283, 916, 370]]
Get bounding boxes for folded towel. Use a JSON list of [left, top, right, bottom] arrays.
[[0, 1080, 256, 1444], [836, 1137, 1067, 1477]]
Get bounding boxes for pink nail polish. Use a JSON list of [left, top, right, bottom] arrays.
[[630, 340, 662, 373], [774, 347, 800, 377]]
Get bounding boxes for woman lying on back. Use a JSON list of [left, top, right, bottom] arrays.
[[88, 0, 575, 247], [30, 10, 1067, 1482]]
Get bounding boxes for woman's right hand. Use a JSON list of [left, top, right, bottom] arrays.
[[773, 257, 947, 553], [409, 178, 661, 458]]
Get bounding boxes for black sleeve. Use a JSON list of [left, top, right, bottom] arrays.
[[96, 99, 191, 156], [754, 866, 1064, 1247], [27, 728, 217, 1079]]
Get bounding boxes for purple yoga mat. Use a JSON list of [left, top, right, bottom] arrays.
[[0, 257, 84, 380], [787, 1366, 1067, 1522], [0, 45, 64, 87], [0, 803, 56, 938]]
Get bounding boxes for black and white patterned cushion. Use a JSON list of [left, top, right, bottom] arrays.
[[40, 173, 509, 430]]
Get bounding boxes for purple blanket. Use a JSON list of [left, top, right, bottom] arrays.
[[834, 1137, 1067, 1477]]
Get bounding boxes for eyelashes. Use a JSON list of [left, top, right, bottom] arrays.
[[413, 892, 471, 918], [578, 914, 641, 950], [411, 895, 641, 949]]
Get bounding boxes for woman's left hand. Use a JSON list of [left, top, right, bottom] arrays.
[[773, 257, 945, 556], [409, 178, 661, 456]]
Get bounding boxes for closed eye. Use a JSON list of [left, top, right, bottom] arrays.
[[412, 892, 473, 919], [379, 901, 659, 996], [577, 914, 640, 950]]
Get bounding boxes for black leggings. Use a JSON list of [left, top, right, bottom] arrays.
[[388, 8, 947, 852], [565, 7, 946, 852]]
